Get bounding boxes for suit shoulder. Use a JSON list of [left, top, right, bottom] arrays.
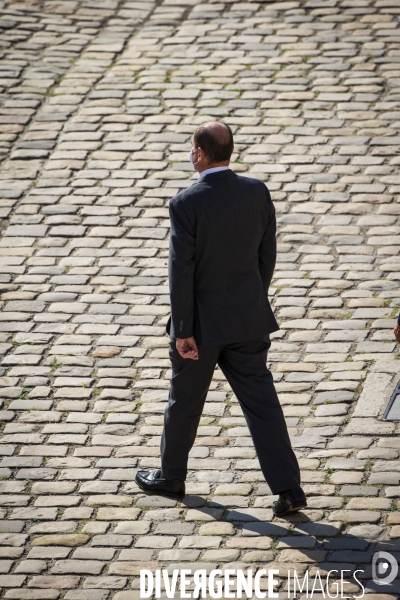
[[170, 182, 200, 206], [236, 174, 267, 188], [236, 175, 271, 196]]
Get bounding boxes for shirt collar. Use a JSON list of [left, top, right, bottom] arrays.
[[199, 166, 230, 178]]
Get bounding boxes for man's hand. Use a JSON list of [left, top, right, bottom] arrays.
[[176, 337, 199, 360], [394, 325, 400, 343]]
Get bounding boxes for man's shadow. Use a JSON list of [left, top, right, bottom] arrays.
[[174, 500, 400, 595]]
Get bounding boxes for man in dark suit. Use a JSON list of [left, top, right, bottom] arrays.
[[135, 122, 306, 517]]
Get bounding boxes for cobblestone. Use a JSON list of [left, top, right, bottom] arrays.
[[0, 0, 400, 596]]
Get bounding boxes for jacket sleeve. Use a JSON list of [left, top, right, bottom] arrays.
[[258, 186, 276, 295], [168, 198, 196, 339]]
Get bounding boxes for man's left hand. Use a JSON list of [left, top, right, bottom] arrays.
[[176, 337, 199, 360]]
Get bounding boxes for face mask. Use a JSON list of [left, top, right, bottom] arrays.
[[189, 148, 199, 167]]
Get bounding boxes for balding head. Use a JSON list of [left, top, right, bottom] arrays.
[[192, 121, 234, 165]]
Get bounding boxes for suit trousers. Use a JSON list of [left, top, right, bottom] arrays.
[[161, 337, 301, 494]]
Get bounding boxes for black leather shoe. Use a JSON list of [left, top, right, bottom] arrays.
[[135, 470, 185, 500], [273, 487, 307, 517]]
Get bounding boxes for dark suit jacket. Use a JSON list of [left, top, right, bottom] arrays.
[[167, 169, 279, 346]]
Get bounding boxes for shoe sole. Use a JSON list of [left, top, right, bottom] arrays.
[[135, 479, 185, 501], [273, 501, 307, 518]]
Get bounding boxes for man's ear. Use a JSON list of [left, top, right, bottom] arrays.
[[198, 149, 207, 165]]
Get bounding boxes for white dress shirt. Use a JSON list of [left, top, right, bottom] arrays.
[[199, 166, 230, 178]]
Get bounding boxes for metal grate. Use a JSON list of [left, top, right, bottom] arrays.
[[383, 382, 400, 421]]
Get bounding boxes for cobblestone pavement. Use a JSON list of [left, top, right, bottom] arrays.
[[1, 0, 400, 598]]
